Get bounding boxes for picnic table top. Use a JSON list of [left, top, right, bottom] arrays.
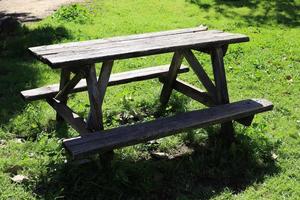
[[29, 27, 249, 68]]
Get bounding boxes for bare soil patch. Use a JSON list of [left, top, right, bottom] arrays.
[[0, 0, 86, 22]]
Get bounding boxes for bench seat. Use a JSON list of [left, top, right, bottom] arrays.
[[63, 99, 273, 159], [21, 65, 189, 101]]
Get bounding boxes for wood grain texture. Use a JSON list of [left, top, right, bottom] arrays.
[[211, 47, 229, 104], [63, 99, 273, 159], [28, 28, 249, 68], [85, 64, 103, 131], [236, 115, 255, 126], [56, 69, 70, 122], [47, 98, 89, 135], [159, 78, 215, 107], [211, 47, 234, 138], [31, 26, 208, 53], [160, 52, 184, 106], [55, 70, 85, 101], [183, 49, 217, 99], [21, 65, 189, 101], [86, 61, 114, 130]]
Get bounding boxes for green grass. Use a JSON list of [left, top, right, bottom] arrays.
[[0, 0, 299, 199]]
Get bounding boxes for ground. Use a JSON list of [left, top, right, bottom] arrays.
[[0, 0, 85, 22], [0, 0, 299, 199]]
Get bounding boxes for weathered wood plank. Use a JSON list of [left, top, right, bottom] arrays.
[[55, 70, 85, 101], [222, 44, 229, 56], [86, 61, 115, 166], [160, 52, 184, 106], [47, 32, 248, 68], [192, 47, 211, 54], [85, 64, 103, 131], [183, 49, 217, 99], [21, 65, 189, 101], [46, 98, 89, 135], [236, 115, 255, 126], [31, 26, 208, 54], [159, 78, 215, 107], [40, 30, 221, 58], [29, 30, 249, 68], [63, 99, 273, 159], [211, 47, 233, 138], [31, 26, 208, 53], [211, 47, 229, 104], [56, 69, 70, 122], [193, 44, 228, 56], [86, 61, 114, 130]]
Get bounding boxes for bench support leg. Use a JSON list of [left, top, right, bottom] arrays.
[[85, 61, 114, 168], [56, 69, 71, 122], [211, 47, 234, 142], [55, 70, 85, 102], [160, 51, 184, 108], [183, 49, 217, 101]]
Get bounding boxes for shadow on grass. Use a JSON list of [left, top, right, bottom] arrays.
[[0, 11, 41, 22], [188, 0, 300, 27], [36, 126, 279, 200], [0, 23, 72, 126]]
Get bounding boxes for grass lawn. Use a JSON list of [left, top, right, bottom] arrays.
[[0, 0, 299, 199]]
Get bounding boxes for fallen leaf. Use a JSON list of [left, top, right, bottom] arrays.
[[271, 152, 278, 160], [0, 139, 6, 147], [14, 138, 24, 143], [11, 175, 29, 183], [150, 151, 169, 159]]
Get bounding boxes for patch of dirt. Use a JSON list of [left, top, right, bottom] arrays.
[[150, 144, 194, 160], [0, 0, 86, 22]]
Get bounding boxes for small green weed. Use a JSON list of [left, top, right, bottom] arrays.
[[52, 4, 93, 24]]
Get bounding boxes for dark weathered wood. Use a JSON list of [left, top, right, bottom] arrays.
[[63, 99, 273, 159], [85, 64, 103, 131], [21, 65, 189, 101], [46, 98, 89, 135], [88, 61, 115, 166], [31, 26, 208, 54], [160, 51, 184, 106], [211, 47, 229, 105], [159, 78, 215, 107], [222, 44, 229, 56], [29, 29, 249, 68], [192, 47, 211, 54], [56, 69, 70, 122], [86, 61, 114, 130], [194, 45, 228, 56], [183, 49, 217, 99], [55, 70, 85, 101], [236, 115, 255, 126], [211, 47, 233, 138]]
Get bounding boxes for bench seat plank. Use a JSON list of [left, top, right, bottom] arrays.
[[63, 99, 273, 159], [29, 28, 249, 68], [21, 65, 189, 101]]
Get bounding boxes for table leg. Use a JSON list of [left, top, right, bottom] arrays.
[[160, 51, 184, 108], [85, 61, 114, 167], [86, 64, 104, 131], [56, 68, 71, 122], [211, 47, 234, 141]]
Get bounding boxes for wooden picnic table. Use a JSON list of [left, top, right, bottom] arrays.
[[21, 26, 273, 161]]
